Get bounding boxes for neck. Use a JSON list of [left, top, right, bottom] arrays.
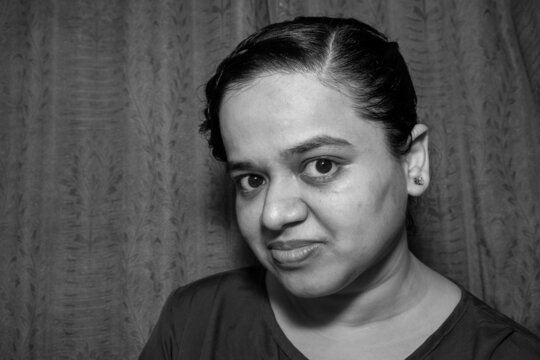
[[267, 239, 431, 329]]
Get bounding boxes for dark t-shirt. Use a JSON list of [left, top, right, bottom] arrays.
[[138, 267, 540, 359]]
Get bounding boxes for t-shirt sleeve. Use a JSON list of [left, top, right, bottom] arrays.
[[138, 289, 181, 360]]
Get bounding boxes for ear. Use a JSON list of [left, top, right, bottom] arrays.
[[403, 124, 429, 197]]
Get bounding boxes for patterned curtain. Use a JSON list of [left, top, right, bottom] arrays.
[[0, 0, 539, 358]]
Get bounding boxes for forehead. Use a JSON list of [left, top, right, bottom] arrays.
[[223, 71, 353, 108], [220, 72, 355, 122], [219, 72, 385, 160], [221, 73, 352, 132]]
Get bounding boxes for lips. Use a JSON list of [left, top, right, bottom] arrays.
[[267, 240, 323, 266]]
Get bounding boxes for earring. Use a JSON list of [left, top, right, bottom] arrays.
[[414, 176, 424, 186]]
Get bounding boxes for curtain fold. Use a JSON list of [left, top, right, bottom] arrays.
[[0, 0, 539, 358]]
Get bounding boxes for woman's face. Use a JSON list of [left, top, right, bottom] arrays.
[[220, 72, 411, 298]]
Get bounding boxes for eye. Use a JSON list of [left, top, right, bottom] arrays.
[[302, 158, 339, 180], [236, 174, 266, 193]]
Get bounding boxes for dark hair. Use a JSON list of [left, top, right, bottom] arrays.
[[201, 16, 417, 162]]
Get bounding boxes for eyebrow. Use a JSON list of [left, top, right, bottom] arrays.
[[281, 135, 353, 157], [226, 135, 353, 173], [226, 160, 254, 174]]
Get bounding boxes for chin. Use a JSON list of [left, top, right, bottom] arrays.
[[273, 268, 348, 299]]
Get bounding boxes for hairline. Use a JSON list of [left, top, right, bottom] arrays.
[[222, 68, 358, 110], [220, 69, 406, 159]]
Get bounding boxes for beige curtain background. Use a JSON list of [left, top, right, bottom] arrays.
[[0, 0, 539, 358]]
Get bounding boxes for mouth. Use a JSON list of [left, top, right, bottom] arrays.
[[267, 240, 323, 267]]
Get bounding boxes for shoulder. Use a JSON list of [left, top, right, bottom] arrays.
[[447, 289, 540, 359], [181, 265, 265, 291], [170, 265, 265, 297], [138, 266, 269, 360], [165, 266, 266, 314]]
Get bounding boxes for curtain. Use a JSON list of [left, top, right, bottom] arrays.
[[0, 0, 538, 358]]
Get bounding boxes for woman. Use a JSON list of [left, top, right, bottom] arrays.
[[139, 17, 540, 359]]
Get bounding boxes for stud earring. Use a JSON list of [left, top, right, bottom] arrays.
[[414, 176, 424, 186]]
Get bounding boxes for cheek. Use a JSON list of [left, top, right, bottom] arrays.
[[304, 187, 363, 238], [320, 176, 369, 214], [362, 162, 407, 210], [235, 198, 260, 239], [313, 172, 406, 229]]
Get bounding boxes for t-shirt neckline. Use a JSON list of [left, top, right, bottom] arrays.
[[258, 269, 468, 360]]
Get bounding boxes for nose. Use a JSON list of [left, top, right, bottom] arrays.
[[261, 177, 308, 231]]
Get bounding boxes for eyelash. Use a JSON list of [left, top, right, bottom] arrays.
[[233, 157, 343, 194], [234, 174, 266, 194], [300, 157, 341, 183]]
